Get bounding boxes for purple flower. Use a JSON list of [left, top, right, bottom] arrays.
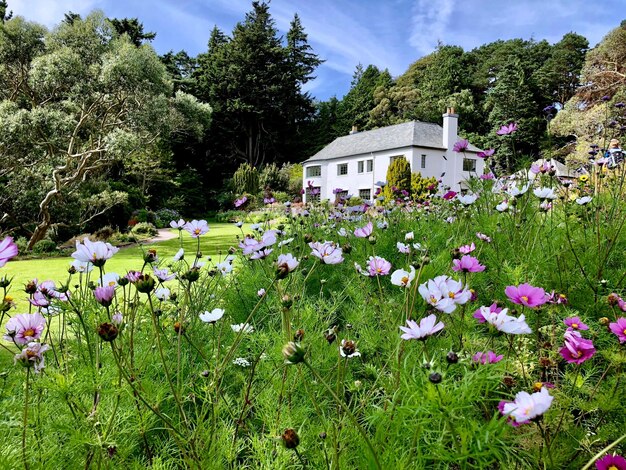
[[563, 316, 588, 332], [505, 283, 549, 308], [458, 243, 475, 254], [263, 197, 276, 204], [609, 318, 626, 343], [559, 331, 596, 364], [452, 255, 486, 273], [234, 196, 248, 208], [496, 122, 518, 135], [366, 256, 392, 276], [276, 253, 299, 276], [472, 351, 503, 364], [183, 219, 209, 238], [94, 286, 115, 307], [0, 236, 18, 268], [399, 314, 444, 340], [595, 454, 626, 470], [442, 191, 457, 200], [354, 221, 373, 238], [477, 148, 495, 159], [601, 95, 611, 102], [14, 342, 49, 373], [4, 313, 46, 345], [126, 270, 142, 282], [453, 139, 469, 152]]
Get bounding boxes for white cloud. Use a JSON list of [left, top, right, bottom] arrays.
[[409, 0, 455, 54], [9, 0, 103, 27]]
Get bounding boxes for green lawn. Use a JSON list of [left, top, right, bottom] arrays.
[[1, 222, 244, 311]]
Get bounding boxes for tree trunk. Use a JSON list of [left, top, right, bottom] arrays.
[[27, 221, 50, 250]]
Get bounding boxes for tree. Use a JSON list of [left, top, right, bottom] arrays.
[[0, 0, 12, 23], [383, 157, 411, 200], [0, 12, 211, 248], [108, 17, 156, 46]]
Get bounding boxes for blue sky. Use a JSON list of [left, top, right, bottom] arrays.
[[8, 0, 625, 100]]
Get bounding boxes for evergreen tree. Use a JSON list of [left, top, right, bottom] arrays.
[[108, 17, 156, 46], [0, 1, 11, 23]]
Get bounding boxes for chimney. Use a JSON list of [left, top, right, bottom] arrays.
[[442, 107, 458, 149], [349, 125, 358, 135]]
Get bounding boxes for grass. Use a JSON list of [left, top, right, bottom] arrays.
[[1, 222, 244, 311]]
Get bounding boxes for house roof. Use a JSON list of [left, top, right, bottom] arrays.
[[304, 120, 481, 163]]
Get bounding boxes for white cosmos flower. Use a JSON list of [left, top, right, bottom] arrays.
[[231, 323, 254, 333], [575, 196, 592, 205], [507, 183, 529, 198], [199, 308, 225, 323], [396, 242, 410, 254], [173, 248, 184, 261], [496, 201, 509, 212], [390, 266, 416, 288], [476, 306, 532, 334], [405, 232, 414, 241], [154, 287, 170, 301], [457, 193, 478, 205], [71, 260, 93, 273], [533, 187, 557, 200], [278, 238, 294, 247], [216, 261, 233, 275]]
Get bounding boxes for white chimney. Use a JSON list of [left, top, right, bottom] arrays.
[[349, 125, 359, 135], [442, 107, 458, 149]]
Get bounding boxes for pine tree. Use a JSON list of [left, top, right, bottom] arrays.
[[383, 157, 411, 200]]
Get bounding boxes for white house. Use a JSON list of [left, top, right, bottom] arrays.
[[302, 109, 485, 202]]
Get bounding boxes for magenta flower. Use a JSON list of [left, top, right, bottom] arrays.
[[399, 314, 444, 340], [477, 148, 495, 159], [473, 303, 503, 323], [453, 139, 469, 152], [4, 313, 46, 345], [94, 286, 116, 307], [442, 191, 457, 200], [366, 256, 392, 276], [14, 342, 49, 373], [559, 331, 596, 364], [452, 255, 486, 273], [0, 236, 18, 267], [496, 122, 518, 135], [505, 283, 549, 308], [563, 316, 588, 332], [183, 219, 209, 238], [595, 454, 626, 470], [472, 351, 503, 364], [458, 243, 476, 254], [354, 221, 373, 238], [609, 318, 626, 343]]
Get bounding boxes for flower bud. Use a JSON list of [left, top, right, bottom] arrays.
[[428, 372, 442, 384], [281, 428, 300, 449], [144, 249, 158, 263], [294, 329, 305, 342], [173, 321, 183, 334], [118, 277, 130, 287], [282, 342, 305, 365], [24, 280, 38, 295], [134, 274, 155, 293], [608, 293, 620, 306], [421, 255, 431, 265], [303, 233, 313, 243], [599, 317, 610, 326], [181, 268, 200, 283], [446, 351, 459, 364], [324, 327, 337, 345], [368, 235, 377, 245], [341, 243, 352, 254], [97, 322, 118, 342], [281, 295, 293, 309]]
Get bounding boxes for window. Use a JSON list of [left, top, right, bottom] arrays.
[[306, 165, 321, 177], [367, 159, 373, 172], [337, 163, 348, 175], [306, 186, 321, 202], [463, 158, 477, 172], [359, 189, 371, 200], [421, 154, 426, 169], [336, 190, 349, 199], [358, 161, 364, 173], [390, 155, 404, 163]]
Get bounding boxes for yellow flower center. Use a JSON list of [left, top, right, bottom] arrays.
[[609, 466, 619, 470], [571, 323, 579, 329], [23, 328, 35, 337], [401, 276, 409, 285], [194, 229, 201, 235], [4, 296, 13, 302], [448, 292, 456, 299], [521, 295, 529, 303], [623, 329, 626, 335], [576, 351, 583, 358]]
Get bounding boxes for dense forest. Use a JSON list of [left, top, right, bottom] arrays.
[[0, 1, 624, 249]]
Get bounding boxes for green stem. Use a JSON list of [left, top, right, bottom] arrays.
[[22, 368, 30, 470]]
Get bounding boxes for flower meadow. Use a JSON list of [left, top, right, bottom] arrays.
[[2, 167, 626, 469]]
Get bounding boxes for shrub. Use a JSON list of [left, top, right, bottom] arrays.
[[131, 222, 158, 237], [383, 157, 411, 200], [259, 163, 288, 191], [155, 208, 182, 229], [93, 226, 115, 241], [31, 239, 57, 254], [411, 172, 438, 201], [232, 163, 259, 195]]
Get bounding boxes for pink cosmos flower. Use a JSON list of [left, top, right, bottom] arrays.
[[418, 275, 471, 314], [126, 271, 142, 282], [14, 342, 49, 373], [354, 221, 373, 238], [595, 454, 626, 470], [170, 219, 185, 229], [153, 267, 176, 282], [472, 351, 504, 364], [496, 122, 518, 135], [608, 318, 626, 343], [480, 173, 495, 180], [443, 191, 457, 200], [453, 139, 469, 152], [250, 248, 273, 260], [309, 241, 344, 265], [72, 238, 119, 267], [477, 149, 495, 159], [4, 313, 46, 345], [183, 219, 209, 238], [499, 387, 553, 426], [94, 286, 115, 307], [452, 255, 486, 273], [0, 236, 18, 267], [276, 253, 299, 274], [505, 283, 549, 308], [476, 232, 492, 243], [399, 314, 444, 340], [563, 316, 588, 332], [458, 243, 475, 254], [559, 331, 596, 364], [473, 303, 503, 323], [397, 242, 410, 254], [366, 256, 392, 276]]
